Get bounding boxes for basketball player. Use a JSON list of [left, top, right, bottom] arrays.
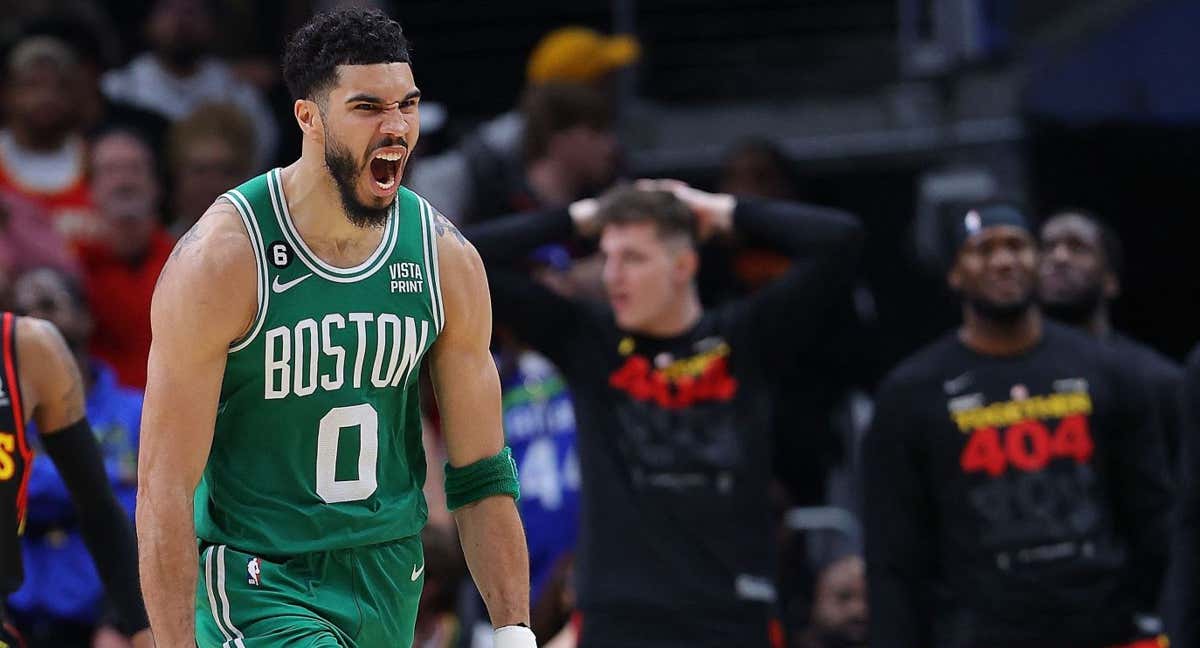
[[137, 9, 533, 648], [1037, 209, 1182, 460], [863, 205, 1169, 647], [466, 182, 864, 646], [0, 312, 151, 647]]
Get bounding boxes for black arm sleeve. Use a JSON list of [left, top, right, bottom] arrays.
[[465, 209, 584, 364], [1169, 348, 1200, 646], [466, 207, 575, 264], [731, 197, 864, 376], [40, 418, 149, 636], [1106, 364, 1172, 612], [862, 378, 935, 648]]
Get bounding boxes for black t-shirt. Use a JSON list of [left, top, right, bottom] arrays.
[[467, 198, 863, 648], [863, 323, 1170, 648], [1105, 332, 1183, 464], [1167, 345, 1200, 647]]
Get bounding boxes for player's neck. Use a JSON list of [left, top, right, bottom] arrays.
[[281, 159, 386, 250], [959, 306, 1042, 356], [1084, 306, 1111, 338], [632, 289, 702, 338]]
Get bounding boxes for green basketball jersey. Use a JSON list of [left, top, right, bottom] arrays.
[[195, 169, 445, 555]]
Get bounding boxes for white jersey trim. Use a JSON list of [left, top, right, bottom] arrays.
[[216, 545, 247, 648], [423, 197, 446, 333], [224, 190, 269, 354], [204, 546, 246, 648], [267, 169, 398, 282], [417, 197, 444, 332]]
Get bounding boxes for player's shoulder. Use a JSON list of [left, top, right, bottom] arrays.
[[1186, 343, 1200, 387], [1188, 343, 1200, 373], [13, 316, 78, 402], [421, 194, 482, 277], [1042, 322, 1154, 390], [879, 330, 964, 393], [151, 197, 260, 344], [14, 315, 68, 356], [158, 197, 258, 290], [1107, 331, 1182, 383]]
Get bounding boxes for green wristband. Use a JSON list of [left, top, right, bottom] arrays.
[[444, 446, 521, 511]]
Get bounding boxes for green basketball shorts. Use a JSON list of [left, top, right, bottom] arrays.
[[195, 536, 424, 647]]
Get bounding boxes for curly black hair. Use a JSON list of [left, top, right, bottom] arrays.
[[282, 7, 411, 102]]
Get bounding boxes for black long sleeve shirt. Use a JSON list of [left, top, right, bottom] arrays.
[[864, 323, 1171, 648], [467, 198, 863, 648]]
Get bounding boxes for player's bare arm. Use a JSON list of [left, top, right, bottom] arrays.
[[137, 198, 258, 647], [17, 318, 86, 431], [428, 217, 533, 636], [17, 318, 155, 647]]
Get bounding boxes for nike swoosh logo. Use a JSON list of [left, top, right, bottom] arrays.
[[272, 273, 313, 294], [943, 372, 972, 395], [411, 563, 425, 581]]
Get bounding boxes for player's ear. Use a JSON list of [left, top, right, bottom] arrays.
[[675, 245, 699, 284], [294, 99, 321, 136], [947, 264, 963, 292]]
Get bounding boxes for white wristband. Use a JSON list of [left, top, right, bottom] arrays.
[[493, 624, 537, 648]]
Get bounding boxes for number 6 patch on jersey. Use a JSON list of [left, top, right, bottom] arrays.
[[268, 240, 293, 269]]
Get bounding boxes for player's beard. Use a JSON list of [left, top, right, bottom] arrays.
[[966, 291, 1035, 324], [324, 134, 393, 230], [1040, 282, 1105, 327]]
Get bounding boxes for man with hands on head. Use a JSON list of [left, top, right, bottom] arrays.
[[466, 180, 863, 647]]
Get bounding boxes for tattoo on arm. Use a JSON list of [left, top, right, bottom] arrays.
[[433, 209, 467, 246], [155, 207, 211, 289], [168, 222, 204, 263]]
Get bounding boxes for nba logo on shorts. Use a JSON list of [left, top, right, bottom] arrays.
[[247, 557, 261, 586]]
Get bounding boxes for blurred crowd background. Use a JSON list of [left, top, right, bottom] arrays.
[[0, 0, 1198, 647]]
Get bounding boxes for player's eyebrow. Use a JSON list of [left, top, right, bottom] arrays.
[[345, 89, 422, 105]]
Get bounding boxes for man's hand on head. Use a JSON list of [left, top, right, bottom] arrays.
[[635, 179, 736, 241], [568, 197, 600, 238]]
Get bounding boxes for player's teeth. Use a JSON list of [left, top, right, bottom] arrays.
[[375, 176, 395, 190]]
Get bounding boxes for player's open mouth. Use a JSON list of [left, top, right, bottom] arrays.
[[369, 150, 404, 191]]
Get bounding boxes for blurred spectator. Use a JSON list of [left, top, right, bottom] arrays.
[[466, 183, 862, 647], [6, 267, 141, 648], [0, 36, 99, 246], [496, 344, 580, 622], [712, 138, 799, 296], [18, 15, 170, 152], [520, 83, 619, 213], [1037, 209, 1182, 460], [719, 138, 799, 201], [101, 0, 278, 168], [413, 525, 467, 648], [793, 555, 868, 648], [0, 190, 80, 305], [408, 27, 638, 223], [863, 205, 1168, 647], [535, 555, 579, 648], [166, 102, 256, 237], [712, 137, 870, 516], [79, 127, 173, 388]]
